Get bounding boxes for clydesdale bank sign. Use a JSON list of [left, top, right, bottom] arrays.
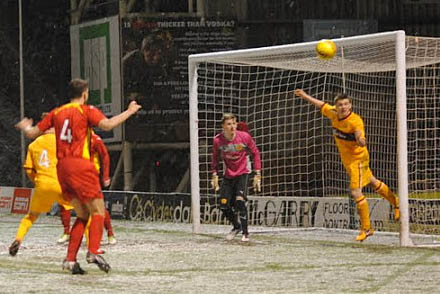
[[2, 188, 439, 231], [101, 192, 440, 232]]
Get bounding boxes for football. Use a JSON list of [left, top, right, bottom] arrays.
[[316, 39, 337, 60]]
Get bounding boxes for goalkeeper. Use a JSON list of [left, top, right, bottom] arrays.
[[294, 89, 400, 242], [211, 113, 261, 242]]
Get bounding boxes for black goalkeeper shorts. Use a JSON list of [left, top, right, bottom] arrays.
[[219, 173, 249, 208]]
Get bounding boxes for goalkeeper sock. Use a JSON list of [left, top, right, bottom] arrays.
[[88, 214, 104, 255], [374, 181, 398, 207], [236, 200, 248, 235], [15, 213, 38, 242], [104, 209, 114, 237], [66, 217, 87, 261], [221, 207, 240, 230], [60, 206, 71, 234], [356, 196, 371, 231]]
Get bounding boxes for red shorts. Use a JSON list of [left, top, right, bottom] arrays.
[[57, 157, 103, 204]]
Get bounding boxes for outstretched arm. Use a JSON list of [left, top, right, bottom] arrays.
[[98, 100, 142, 131], [294, 89, 325, 109], [15, 118, 42, 139]]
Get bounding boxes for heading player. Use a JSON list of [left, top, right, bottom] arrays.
[[211, 114, 261, 242], [294, 89, 400, 242], [16, 78, 141, 274]]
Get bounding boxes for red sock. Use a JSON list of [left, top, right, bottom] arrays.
[[104, 209, 114, 237], [89, 214, 104, 254], [66, 218, 87, 261], [60, 206, 71, 234]]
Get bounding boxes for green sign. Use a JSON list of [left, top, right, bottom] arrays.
[[79, 22, 112, 106]]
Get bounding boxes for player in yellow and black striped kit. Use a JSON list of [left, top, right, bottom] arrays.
[[295, 89, 399, 242]]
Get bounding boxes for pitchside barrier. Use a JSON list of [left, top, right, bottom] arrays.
[[2, 186, 439, 233]]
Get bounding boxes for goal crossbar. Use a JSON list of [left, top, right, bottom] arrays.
[[189, 31, 438, 73], [189, 30, 440, 247]]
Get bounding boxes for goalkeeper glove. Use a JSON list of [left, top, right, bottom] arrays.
[[253, 172, 261, 192], [211, 174, 219, 192]]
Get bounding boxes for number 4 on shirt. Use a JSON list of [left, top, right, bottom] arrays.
[[39, 149, 50, 168], [60, 119, 72, 143]]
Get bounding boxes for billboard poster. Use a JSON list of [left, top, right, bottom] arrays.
[[303, 19, 378, 41], [0, 187, 33, 214], [111, 191, 395, 231], [70, 16, 122, 143], [121, 17, 237, 142]]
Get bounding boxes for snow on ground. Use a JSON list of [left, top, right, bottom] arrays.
[[1, 214, 439, 294]]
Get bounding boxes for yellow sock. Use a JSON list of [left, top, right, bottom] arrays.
[[84, 217, 91, 246], [356, 196, 371, 231], [15, 214, 38, 242], [374, 181, 398, 207]]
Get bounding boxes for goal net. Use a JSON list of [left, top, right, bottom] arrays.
[[188, 31, 440, 246]]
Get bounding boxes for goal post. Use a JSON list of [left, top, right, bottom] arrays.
[[188, 60, 201, 234], [395, 31, 411, 246], [189, 30, 440, 246]]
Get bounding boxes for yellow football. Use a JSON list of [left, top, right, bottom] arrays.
[[316, 39, 337, 60]]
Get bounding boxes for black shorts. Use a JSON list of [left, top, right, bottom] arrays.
[[219, 174, 249, 207]]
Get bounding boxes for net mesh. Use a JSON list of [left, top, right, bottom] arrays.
[[194, 33, 440, 237]]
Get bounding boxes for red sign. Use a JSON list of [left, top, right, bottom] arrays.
[[11, 188, 32, 214]]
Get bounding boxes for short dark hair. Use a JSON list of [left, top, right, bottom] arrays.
[[334, 93, 352, 104], [67, 78, 88, 100]]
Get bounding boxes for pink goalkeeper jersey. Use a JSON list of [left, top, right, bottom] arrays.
[[211, 130, 261, 179]]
